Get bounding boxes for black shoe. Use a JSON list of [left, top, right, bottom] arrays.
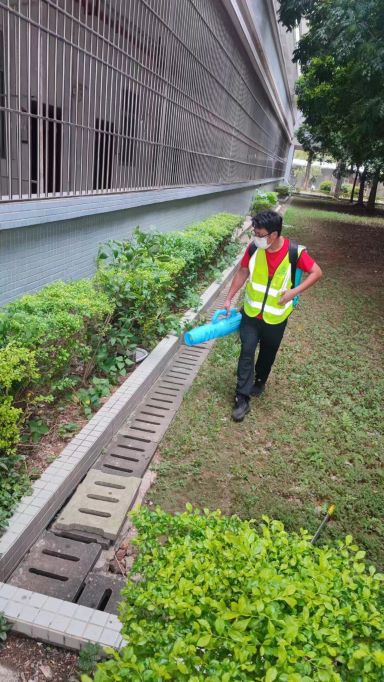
[[232, 395, 250, 421], [250, 380, 265, 397]]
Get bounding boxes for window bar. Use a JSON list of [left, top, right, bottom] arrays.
[[52, 0, 58, 197], [60, 0, 66, 195], [79, 0, 87, 194], [5, 3, 11, 198], [16, 1, 21, 199], [26, 0, 31, 199], [84, 0, 95, 196], [95, 0, 105, 194], [72, 0, 81, 195], [117, 0, 130, 193], [115, 0, 126, 193], [66, 0, 74, 195]]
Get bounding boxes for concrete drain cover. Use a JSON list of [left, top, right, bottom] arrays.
[[77, 572, 126, 614], [8, 532, 101, 601], [54, 470, 141, 541], [94, 434, 158, 478]]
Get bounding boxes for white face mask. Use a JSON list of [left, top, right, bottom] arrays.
[[254, 235, 270, 250]]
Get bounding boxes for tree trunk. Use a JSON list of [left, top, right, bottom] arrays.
[[334, 171, 343, 199], [367, 176, 379, 210], [356, 169, 366, 206], [350, 168, 359, 202], [302, 152, 313, 190]]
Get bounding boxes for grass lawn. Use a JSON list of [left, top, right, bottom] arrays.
[[146, 197, 384, 568]]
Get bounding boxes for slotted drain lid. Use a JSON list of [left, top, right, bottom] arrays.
[[9, 532, 101, 601]]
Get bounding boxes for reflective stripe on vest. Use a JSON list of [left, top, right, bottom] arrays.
[[244, 244, 305, 324]]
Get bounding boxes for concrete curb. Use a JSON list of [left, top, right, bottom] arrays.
[[0, 220, 251, 583]]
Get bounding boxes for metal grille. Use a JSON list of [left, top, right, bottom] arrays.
[[0, 0, 289, 201]]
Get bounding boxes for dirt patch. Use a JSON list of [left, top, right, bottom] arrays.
[[0, 633, 78, 681]]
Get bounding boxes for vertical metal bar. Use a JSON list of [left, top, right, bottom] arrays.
[[66, 0, 74, 194], [130, 0, 141, 190], [5, 3, 11, 198], [52, 1, 58, 196], [79, 1, 86, 194], [99, 0, 110, 193], [44, 1, 49, 197], [85, 0, 95, 195], [60, 0, 66, 195], [109, 0, 120, 191], [72, 0, 81, 194], [95, 0, 105, 193], [115, 0, 127, 192], [17, 0, 22, 199], [37, 0, 44, 197], [27, 0, 31, 198]]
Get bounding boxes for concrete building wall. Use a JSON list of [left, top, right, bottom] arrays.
[[0, 182, 267, 305], [0, 0, 296, 305]]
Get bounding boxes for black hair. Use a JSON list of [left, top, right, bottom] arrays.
[[251, 210, 283, 236]]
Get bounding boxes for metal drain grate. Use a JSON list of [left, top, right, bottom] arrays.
[[9, 532, 101, 601]]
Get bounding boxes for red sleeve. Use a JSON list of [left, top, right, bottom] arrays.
[[297, 249, 315, 273], [240, 242, 253, 268]]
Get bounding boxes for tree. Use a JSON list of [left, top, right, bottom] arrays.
[[279, 0, 384, 208], [296, 124, 321, 190]]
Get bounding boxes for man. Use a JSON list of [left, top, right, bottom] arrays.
[[223, 210, 322, 421]]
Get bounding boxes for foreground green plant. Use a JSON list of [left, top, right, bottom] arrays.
[[84, 507, 384, 682], [0, 612, 10, 645], [77, 643, 104, 676]]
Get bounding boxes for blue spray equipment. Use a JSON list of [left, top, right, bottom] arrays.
[[292, 268, 303, 308], [184, 308, 242, 346]]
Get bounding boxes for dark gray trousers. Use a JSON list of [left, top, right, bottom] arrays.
[[236, 311, 288, 398]]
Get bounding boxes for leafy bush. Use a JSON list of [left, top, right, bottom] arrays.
[[0, 344, 39, 455], [320, 180, 332, 193], [340, 183, 353, 197], [250, 190, 278, 214], [96, 215, 242, 347], [0, 455, 31, 529], [275, 184, 292, 198], [86, 508, 384, 682], [0, 612, 10, 645], [0, 281, 113, 391]]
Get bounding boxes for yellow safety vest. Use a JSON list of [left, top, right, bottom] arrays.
[[244, 244, 305, 324]]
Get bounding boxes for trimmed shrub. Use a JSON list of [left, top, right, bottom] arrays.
[[0, 344, 39, 455], [96, 214, 242, 346], [275, 184, 292, 198], [319, 180, 332, 193], [341, 183, 353, 197], [85, 508, 384, 682], [0, 280, 113, 390], [250, 190, 278, 214]]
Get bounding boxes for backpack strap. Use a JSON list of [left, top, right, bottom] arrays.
[[288, 239, 299, 289], [248, 241, 257, 259]]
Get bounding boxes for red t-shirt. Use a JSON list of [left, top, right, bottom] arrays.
[[240, 237, 315, 276], [241, 238, 315, 319]]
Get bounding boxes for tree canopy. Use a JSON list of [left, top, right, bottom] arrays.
[[279, 0, 384, 204]]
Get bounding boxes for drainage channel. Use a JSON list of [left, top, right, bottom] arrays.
[[5, 287, 232, 620]]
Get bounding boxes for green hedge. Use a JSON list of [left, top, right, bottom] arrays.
[[95, 214, 241, 346], [85, 508, 384, 682]]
